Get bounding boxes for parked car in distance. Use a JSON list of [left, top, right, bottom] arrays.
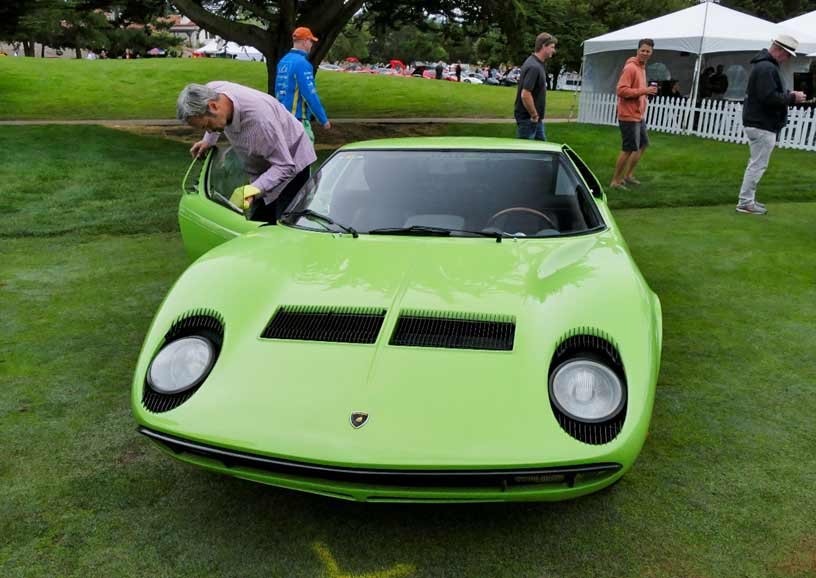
[[461, 73, 484, 85], [500, 69, 521, 87]]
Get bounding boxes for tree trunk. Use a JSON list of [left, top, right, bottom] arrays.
[[265, 39, 288, 94], [76, 47, 82, 59], [41, 44, 45, 58], [550, 68, 559, 91], [24, 41, 35, 57]]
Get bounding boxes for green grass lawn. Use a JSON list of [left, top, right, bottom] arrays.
[[3, 122, 814, 242], [0, 58, 578, 121], [2, 125, 816, 577]]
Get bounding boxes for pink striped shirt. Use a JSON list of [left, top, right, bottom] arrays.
[[203, 81, 316, 201]]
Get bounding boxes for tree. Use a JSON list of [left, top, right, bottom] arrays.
[[5, 0, 66, 57], [326, 20, 371, 63], [0, 0, 41, 38], [169, 0, 520, 93], [1, 0, 180, 58], [54, 9, 112, 59], [724, 0, 816, 21]]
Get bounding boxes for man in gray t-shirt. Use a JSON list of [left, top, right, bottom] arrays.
[[514, 32, 557, 141]]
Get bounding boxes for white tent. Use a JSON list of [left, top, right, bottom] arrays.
[[779, 10, 816, 38], [582, 1, 816, 102], [585, 2, 816, 56], [197, 39, 222, 55], [779, 11, 816, 56], [197, 39, 265, 61]]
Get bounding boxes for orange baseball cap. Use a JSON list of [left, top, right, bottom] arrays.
[[292, 27, 318, 42]]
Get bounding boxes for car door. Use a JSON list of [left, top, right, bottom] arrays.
[[178, 146, 262, 260]]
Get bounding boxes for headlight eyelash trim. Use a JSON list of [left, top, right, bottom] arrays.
[[142, 309, 225, 413], [549, 329, 627, 445]]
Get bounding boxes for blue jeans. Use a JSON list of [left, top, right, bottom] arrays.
[[516, 119, 546, 141]]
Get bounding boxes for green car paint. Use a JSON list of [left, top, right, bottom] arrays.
[[133, 137, 662, 502], [178, 151, 260, 260]]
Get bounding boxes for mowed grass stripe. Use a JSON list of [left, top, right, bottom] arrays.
[[0, 58, 579, 121], [1, 204, 815, 577], [3, 123, 816, 240]]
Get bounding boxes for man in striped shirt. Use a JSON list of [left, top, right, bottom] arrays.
[[274, 27, 332, 143], [177, 81, 316, 222]]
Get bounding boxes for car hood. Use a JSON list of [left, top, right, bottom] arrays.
[[134, 225, 660, 468]]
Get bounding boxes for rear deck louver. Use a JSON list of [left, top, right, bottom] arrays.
[[261, 306, 386, 344], [389, 310, 515, 351]]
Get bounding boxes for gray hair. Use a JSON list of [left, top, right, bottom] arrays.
[[176, 83, 218, 121]]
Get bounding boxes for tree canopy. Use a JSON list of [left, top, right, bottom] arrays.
[[5, 0, 816, 91], [167, 0, 521, 92]]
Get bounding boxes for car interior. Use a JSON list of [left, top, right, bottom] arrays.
[[322, 151, 601, 237], [207, 147, 604, 237]]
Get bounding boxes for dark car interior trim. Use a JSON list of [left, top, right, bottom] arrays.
[[284, 147, 608, 239]]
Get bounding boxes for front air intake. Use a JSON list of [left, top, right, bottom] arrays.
[[389, 310, 515, 351], [261, 306, 386, 344]]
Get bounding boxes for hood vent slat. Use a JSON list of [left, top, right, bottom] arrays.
[[390, 311, 515, 351], [261, 306, 386, 344]]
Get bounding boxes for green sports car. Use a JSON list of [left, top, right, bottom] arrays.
[[132, 137, 662, 502]]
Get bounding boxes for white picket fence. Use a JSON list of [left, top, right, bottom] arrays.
[[578, 92, 816, 151]]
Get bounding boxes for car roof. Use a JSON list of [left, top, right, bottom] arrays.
[[340, 137, 564, 154]]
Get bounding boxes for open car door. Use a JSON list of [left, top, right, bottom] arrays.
[[178, 146, 262, 260]]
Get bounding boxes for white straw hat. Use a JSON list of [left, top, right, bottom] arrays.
[[773, 33, 799, 56]]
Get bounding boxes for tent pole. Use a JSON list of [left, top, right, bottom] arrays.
[[685, 54, 703, 134], [685, 0, 713, 134], [573, 53, 586, 122]]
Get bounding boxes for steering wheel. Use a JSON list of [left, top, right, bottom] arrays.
[[485, 207, 557, 231]]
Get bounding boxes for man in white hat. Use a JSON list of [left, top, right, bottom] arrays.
[[736, 33, 806, 215]]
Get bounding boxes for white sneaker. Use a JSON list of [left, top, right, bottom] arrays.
[[736, 203, 767, 215]]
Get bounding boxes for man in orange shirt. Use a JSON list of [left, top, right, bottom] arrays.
[[610, 39, 658, 189]]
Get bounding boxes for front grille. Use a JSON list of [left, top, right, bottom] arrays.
[[142, 309, 224, 414], [549, 330, 627, 445], [139, 427, 620, 488], [389, 310, 515, 351], [261, 305, 386, 344]]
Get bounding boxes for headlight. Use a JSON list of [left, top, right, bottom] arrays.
[[147, 336, 215, 394], [549, 359, 625, 422]]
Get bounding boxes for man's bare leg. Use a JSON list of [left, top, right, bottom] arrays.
[[611, 151, 633, 185], [624, 145, 647, 181]]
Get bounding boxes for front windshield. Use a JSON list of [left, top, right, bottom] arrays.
[[281, 149, 603, 237]]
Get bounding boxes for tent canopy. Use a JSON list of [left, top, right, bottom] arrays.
[[584, 2, 816, 56], [779, 10, 816, 55], [198, 39, 262, 57], [780, 10, 816, 36]]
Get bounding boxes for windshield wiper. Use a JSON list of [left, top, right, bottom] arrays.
[[282, 209, 359, 238], [368, 225, 511, 243]]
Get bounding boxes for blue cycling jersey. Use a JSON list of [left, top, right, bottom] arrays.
[[274, 49, 329, 125]]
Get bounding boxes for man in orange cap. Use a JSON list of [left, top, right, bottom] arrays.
[[275, 26, 332, 144]]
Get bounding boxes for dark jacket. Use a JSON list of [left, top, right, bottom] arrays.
[[742, 49, 795, 133]]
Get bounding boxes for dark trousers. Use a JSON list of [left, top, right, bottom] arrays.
[[247, 166, 311, 223]]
